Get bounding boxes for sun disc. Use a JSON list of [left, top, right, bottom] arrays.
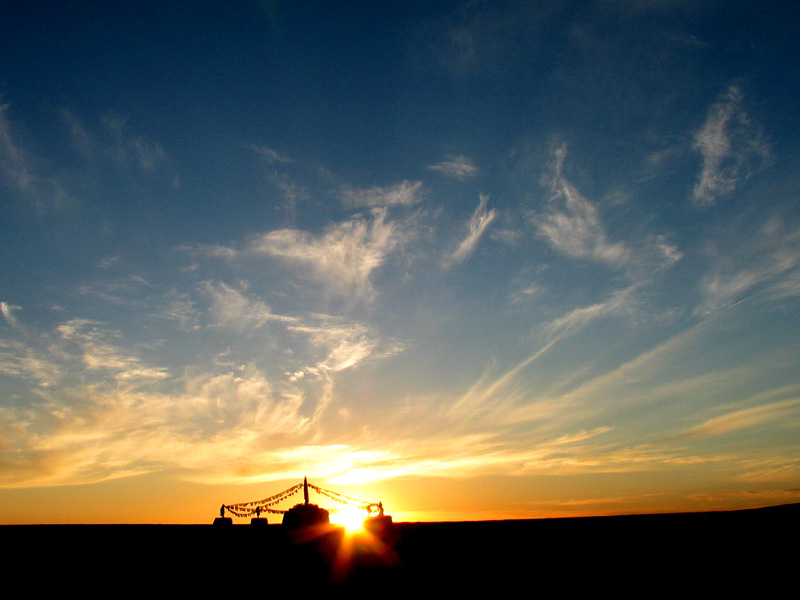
[[331, 508, 366, 533]]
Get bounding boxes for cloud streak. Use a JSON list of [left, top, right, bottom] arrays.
[[0, 103, 70, 213], [0, 365, 312, 488], [446, 194, 497, 266], [249, 209, 404, 302], [250, 144, 293, 164], [534, 145, 630, 266], [427, 155, 478, 180], [449, 286, 637, 425], [698, 217, 800, 314], [692, 86, 771, 206], [682, 398, 800, 440], [1, 302, 22, 329], [63, 110, 171, 176], [340, 180, 424, 208], [203, 282, 293, 332]]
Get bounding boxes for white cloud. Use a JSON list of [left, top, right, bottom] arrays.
[[250, 144, 293, 164], [653, 235, 683, 268], [340, 180, 423, 208], [74, 275, 151, 308], [249, 209, 403, 302], [0, 103, 70, 213], [0, 104, 32, 191], [98, 255, 121, 269], [55, 319, 169, 383], [271, 174, 309, 212], [449, 286, 637, 425], [427, 155, 478, 180], [445, 194, 497, 266], [176, 241, 239, 260], [294, 329, 371, 373], [0, 339, 59, 385], [101, 113, 168, 173], [551, 426, 613, 446], [545, 286, 635, 335], [4, 315, 175, 392], [534, 144, 631, 266], [62, 109, 171, 176], [682, 398, 800, 440], [1, 301, 21, 329], [288, 318, 390, 374], [161, 292, 201, 331], [509, 282, 541, 305], [698, 217, 800, 314], [203, 281, 292, 331], [421, 0, 549, 76], [692, 86, 771, 206], [0, 361, 313, 488]]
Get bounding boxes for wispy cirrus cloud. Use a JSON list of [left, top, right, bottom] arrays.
[[62, 109, 171, 176], [698, 217, 800, 314], [340, 180, 424, 208], [176, 241, 239, 261], [445, 194, 496, 267], [249, 144, 293, 164], [449, 285, 637, 425], [56, 319, 169, 383], [692, 85, 771, 206], [681, 398, 800, 440], [202, 281, 294, 332], [689, 488, 800, 503], [249, 208, 405, 302], [0, 308, 403, 489], [0, 363, 312, 488], [0, 339, 51, 385], [0, 309, 316, 488], [271, 173, 309, 222], [2, 104, 176, 216], [0, 103, 71, 213], [544, 286, 636, 335], [427, 155, 477, 180], [419, 0, 554, 76], [0, 104, 31, 190], [1, 301, 22, 329], [4, 315, 170, 390], [288, 318, 387, 374], [534, 144, 631, 267]]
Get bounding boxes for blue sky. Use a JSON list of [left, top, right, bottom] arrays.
[[2, 1, 800, 522]]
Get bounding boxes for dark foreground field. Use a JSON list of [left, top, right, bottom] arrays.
[[4, 504, 796, 593]]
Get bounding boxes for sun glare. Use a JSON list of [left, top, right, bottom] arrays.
[[331, 508, 367, 533]]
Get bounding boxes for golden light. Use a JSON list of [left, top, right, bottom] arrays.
[[330, 507, 367, 533]]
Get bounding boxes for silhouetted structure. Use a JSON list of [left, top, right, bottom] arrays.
[[250, 506, 268, 526], [282, 476, 330, 529], [213, 503, 232, 526], [216, 476, 392, 531], [363, 500, 393, 537], [365, 514, 394, 538]]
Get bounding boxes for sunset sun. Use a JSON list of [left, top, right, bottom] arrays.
[[331, 508, 367, 533]]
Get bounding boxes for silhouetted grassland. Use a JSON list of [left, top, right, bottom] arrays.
[[4, 504, 795, 592]]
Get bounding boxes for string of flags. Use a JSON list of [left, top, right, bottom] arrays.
[[307, 483, 372, 511], [222, 480, 380, 518]]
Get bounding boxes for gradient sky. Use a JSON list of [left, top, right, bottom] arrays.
[[2, 1, 800, 524]]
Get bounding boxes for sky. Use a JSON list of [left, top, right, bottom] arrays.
[[2, 0, 800, 524]]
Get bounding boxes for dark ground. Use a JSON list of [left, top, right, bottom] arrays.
[[4, 503, 796, 593]]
